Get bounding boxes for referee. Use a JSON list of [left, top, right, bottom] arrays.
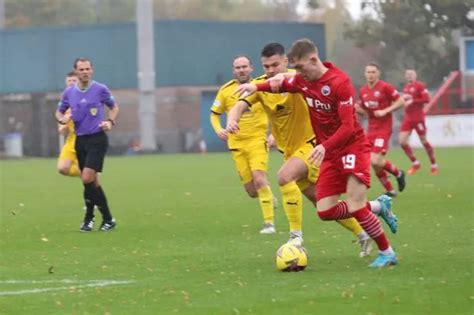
[[55, 57, 119, 232]]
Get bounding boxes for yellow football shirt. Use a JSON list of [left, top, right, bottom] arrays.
[[211, 79, 268, 149], [244, 74, 315, 158]]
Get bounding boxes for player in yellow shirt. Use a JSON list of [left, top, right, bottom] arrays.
[[57, 71, 80, 177], [227, 43, 373, 256], [210, 55, 276, 234]]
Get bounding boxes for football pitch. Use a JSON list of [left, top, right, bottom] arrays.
[[1, 147, 473, 314]]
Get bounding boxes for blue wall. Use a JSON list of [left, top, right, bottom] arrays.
[[0, 20, 325, 93]]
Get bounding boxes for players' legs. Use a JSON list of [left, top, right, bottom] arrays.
[[251, 170, 275, 232], [316, 177, 393, 253], [277, 157, 306, 242], [298, 172, 369, 254], [58, 143, 81, 177], [79, 133, 114, 231], [371, 152, 396, 195], [81, 167, 99, 222], [417, 130, 438, 174], [243, 181, 258, 198], [57, 158, 73, 176], [248, 143, 275, 231], [399, 130, 420, 174], [345, 176, 394, 255]]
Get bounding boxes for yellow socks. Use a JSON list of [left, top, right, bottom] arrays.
[[257, 186, 274, 224], [336, 218, 364, 237], [280, 182, 302, 232]]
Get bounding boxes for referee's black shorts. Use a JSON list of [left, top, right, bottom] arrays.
[[75, 131, 108, 172]]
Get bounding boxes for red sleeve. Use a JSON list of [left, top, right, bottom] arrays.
[[358, 88, 367, 109], [413, 82, 430, 103], [384, 83, 400, 102], [280, 76, 302, 93], [256, 75, 301, 94], [256, 82, 271, 92], [321, 80, 356, 151]]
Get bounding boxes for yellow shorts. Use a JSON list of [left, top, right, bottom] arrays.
[[59, 139, 77, 162], [230, 140, 269, 184], [286, 142, 320, 191]]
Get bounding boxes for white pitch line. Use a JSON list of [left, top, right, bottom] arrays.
[[0, 279, 123, 284], [0, 280, 135, 296]]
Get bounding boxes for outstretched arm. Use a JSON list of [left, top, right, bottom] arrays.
[[226, 100, 250, 133]]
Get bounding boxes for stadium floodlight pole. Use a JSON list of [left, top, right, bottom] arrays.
[[136, 0, 157, 151], [0, 0, 5, 30]]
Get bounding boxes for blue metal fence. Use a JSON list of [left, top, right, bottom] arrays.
[[0, 20, 325, 93]]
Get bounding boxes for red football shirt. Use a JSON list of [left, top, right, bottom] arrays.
[[359, 80, 400, 135], [258, 62, 367, 160], [403, 80, 430, 121]]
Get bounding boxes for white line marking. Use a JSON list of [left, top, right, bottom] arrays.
[[0, 279, 135, 296]]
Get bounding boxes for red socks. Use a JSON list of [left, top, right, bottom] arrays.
[[422, 141, 436, 164], [384, 160, 401, 177], [351, 206, 389, 251], [401, 144, 417, 162], [375, 169, 394, 192]]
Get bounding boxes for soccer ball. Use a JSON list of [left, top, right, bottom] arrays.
[[275, 243, 308, 272]]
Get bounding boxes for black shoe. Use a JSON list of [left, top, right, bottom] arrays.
[[384, 191, 398, 198], [80, 218, 95, 232], [396, 170, 406, 192], [99, 219, 116, 231]]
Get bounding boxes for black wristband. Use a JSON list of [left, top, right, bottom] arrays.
[[107, 118, 116, 125], [57, 119, 67, 125]]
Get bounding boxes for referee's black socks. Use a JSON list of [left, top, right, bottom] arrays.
[[83, 182, 97, 220], [96, 185, 113, 222]]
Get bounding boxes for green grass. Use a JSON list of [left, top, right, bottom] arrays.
[[0, 147, 473, 314]]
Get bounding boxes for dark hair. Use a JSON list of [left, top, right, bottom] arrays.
[[288, 38, 318, 63], [233, 54, 252, 66], [74, 57, 93, 69], [366, 62, 381, 70], [261, 42, 285, 58], [66, 71, 77, 77]]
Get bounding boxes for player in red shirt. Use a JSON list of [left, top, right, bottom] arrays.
[[235, 39, 398, 268], [399, 69, 438, 175], [357, 62, 406, 197]]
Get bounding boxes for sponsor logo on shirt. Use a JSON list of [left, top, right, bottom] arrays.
[[321, 85, 331, 96], [90, 108, 98, 116], [80, 98, 87, 103], [305, 97, 331, 111], [364, 101, 379, 108], [340, 97, 353, 106]]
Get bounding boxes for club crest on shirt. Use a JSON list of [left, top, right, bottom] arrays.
[[321, 85, 331, 96], [374, 91, 380, 97], [212, 100, 221, 108], [90, 108, 98, 116]]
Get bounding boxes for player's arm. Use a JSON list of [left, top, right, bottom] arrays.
[[235, 75, 300, 97], [374, 86, 405, 117], [355, 91, 367, 115], [417, 82, 430, 104], [209, 90, 229, 141], [381, 95, 404, 116], [106, 102, 120, 126], [55, 92, 71, 125], [226, 100, 250, 133], [99, 87, 119, 131]]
